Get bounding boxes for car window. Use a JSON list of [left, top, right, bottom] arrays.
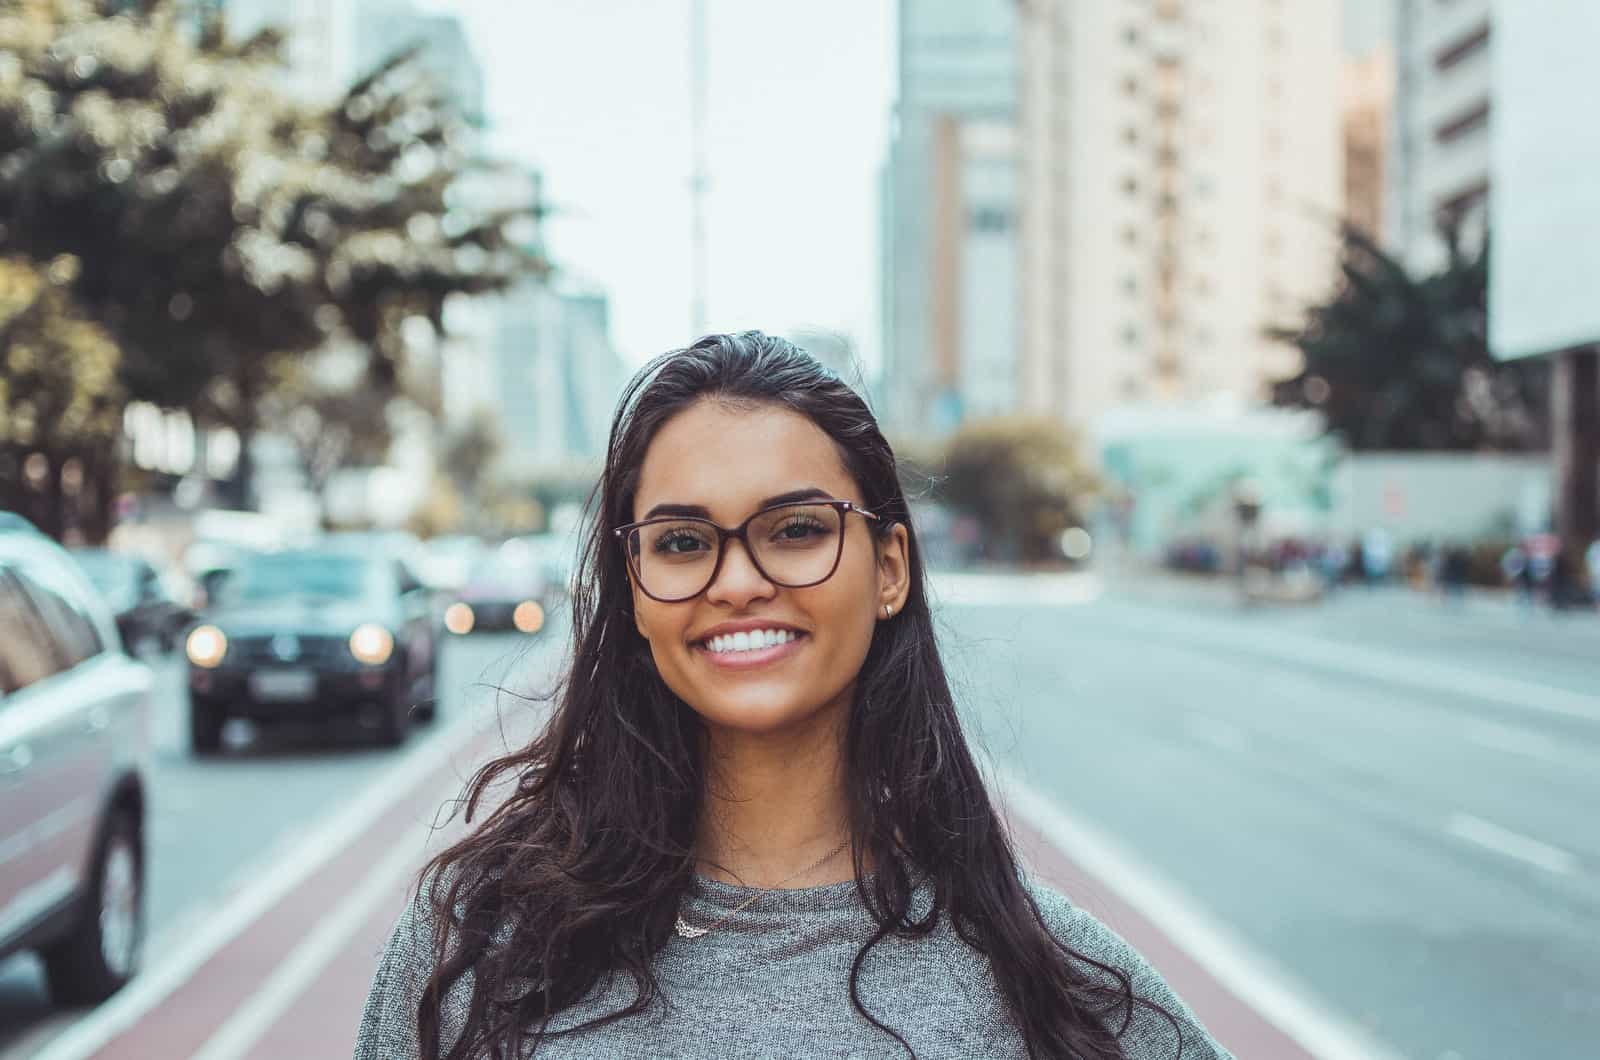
[[17, 564, 104, 668], [394, 561, 422, 596], [220, 552, 377, 604], [0, 567, 68, 693]]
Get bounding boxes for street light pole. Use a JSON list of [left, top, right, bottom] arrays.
[[688, 0, 708, 337]]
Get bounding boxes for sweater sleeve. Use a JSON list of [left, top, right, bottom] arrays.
[[353, 888, 433, 1060], [1028, 881, 1236, 1060]]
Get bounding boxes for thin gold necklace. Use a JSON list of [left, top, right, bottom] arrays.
[[675, 837, 852, 940]]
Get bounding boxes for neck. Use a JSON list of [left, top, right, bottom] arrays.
[[695, 702, 855, 889]]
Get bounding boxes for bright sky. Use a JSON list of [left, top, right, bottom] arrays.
[[433, 0, 897, 369]]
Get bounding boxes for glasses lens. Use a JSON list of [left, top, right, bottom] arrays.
[[631, 519, 720, 600], [748, 503, 844, 588]]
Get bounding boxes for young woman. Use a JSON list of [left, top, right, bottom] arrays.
[[355, 333, 1231, 1059]]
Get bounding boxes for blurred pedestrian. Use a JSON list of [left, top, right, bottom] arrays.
[[1501, 545, 1533, 609], [355, 334, 1230, 1060]]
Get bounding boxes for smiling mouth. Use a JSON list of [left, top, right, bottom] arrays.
[[697, 628, 803, 656]]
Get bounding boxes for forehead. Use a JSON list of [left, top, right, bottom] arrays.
[[634, 399, 858, 521]]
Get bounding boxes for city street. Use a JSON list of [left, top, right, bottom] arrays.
[[0, 625, 565, 1059], [941, 572, 1599, 1060], [1, 574, 1595, 1059]]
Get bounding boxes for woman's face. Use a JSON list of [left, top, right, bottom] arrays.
[[627, 398, 909, 738]]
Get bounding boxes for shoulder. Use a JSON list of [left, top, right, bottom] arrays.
[[353, 870, 475, 1060], [1023, 879, 1236, 1060]]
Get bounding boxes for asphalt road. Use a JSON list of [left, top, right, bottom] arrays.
[[4, 576, 1595, 1059], [0, 625, 556, 1059], [938, 572, 1600, 1060]]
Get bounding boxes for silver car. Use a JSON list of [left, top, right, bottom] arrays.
[[0, 520, 152, 1004]]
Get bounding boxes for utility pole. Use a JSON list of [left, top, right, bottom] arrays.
[[689, 0, 709, 337]]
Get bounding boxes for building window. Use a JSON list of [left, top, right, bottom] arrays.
[[1434, 21, 1490, 71], [1122, 325, 1141, 347], [1122, 175, 1139, 196], [1123, 126, 1139, 146], [1124, 26, 1140, 46], [1122, 275, 1140, 295], [1434, 100, 1489, 145], [1122, 225, 1140, 246], [1435, 179, 1490, 225], [1123, 75, 1140, 96], [970, 207, 1011, 232]]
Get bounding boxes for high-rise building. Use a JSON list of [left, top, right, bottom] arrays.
[[1343, 48, 1392, 242], [881, 0, 1019, 437], [1388, 0, 1493, 274], [1017, 0, 1342, 431]]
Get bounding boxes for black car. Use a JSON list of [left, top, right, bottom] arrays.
[[0, 520, 152, 1005], [184, 549, 438, 753], [71, 549, 195, 653], [442, 544, 551, 636]]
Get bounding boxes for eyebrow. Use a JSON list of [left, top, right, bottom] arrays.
[[641, 487, 836, 521]]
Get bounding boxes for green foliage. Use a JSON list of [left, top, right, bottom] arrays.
[[0, 0, 544, 437], [939, 416, 1098, 563], [1270, 222, 1547, 451], [0, 254, 121, 448]]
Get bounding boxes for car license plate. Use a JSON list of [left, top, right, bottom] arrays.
[[249, 669, 316, 702]]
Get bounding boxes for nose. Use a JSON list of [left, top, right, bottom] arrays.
[[703, 536, 776, 609]]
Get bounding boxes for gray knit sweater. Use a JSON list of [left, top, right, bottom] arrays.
[[354, 874, 1233, 1059]]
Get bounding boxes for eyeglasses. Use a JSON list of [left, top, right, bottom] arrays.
[[613, 499, 881, 603]]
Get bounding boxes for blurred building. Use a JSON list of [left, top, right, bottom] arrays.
[[1017, 0, 1342, 432], [880, 0, 1019, 437], [1343, 48, 1392, 241], [439, 166, 627, 477], [1387, 0, 1493, 273], [221, 0, 481, 118]]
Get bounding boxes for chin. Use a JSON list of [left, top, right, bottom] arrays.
[[695, 689, 835, 736]]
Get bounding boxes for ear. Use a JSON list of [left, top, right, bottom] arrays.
[[875, 522, 911, 618]]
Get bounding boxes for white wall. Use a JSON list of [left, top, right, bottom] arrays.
[[1488, 0, 1600, 361]]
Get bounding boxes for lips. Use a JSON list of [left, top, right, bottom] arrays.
[[693, 630, 807, 669]]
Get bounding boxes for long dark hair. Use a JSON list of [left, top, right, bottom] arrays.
[[418, 332, 1178, 1059]]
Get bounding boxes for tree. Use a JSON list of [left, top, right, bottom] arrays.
[[0, 254, 123, 539], [939, 416, 1099, 564], [0, 1, 545, 511], [1270, 221, 1548, 451]]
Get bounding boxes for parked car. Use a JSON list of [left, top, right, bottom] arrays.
[[70, 548, 195, 654], [443, 543, 550, 636], [185, 548, 438, 753], [0, 519, 152, 1005]]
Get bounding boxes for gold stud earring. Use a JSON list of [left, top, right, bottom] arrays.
[[883, 604, 892, 618]]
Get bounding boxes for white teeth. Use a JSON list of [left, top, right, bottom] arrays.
[[704, 629, 797, 654]]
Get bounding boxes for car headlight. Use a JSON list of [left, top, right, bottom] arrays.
[[186, 625, 228, 668], [513, 600, 545, 634], [349, 623, 394, 665], [444, 602, 475, 635]]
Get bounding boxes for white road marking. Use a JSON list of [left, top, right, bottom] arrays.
[[29, 710, 490, 1060], [1462, 720, 1590, 768], [189, 811, 441, 1060], [1445, 813, 1579, 876], [1101, 606, 1600, 726], [1185, 714, 1249, 752], [997, 768, 1406, 1060]]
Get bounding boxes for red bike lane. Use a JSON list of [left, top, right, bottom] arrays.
[[47, 734, 1360, 1060]]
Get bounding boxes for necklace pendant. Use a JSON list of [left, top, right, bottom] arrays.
[[674, 915, 708, 939]]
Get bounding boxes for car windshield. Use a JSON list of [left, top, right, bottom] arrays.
[[221, 552, 376, 604], [72, 551, 141, 599]]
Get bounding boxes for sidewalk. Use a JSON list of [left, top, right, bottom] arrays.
[[36, 722, 1374, 1060]]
